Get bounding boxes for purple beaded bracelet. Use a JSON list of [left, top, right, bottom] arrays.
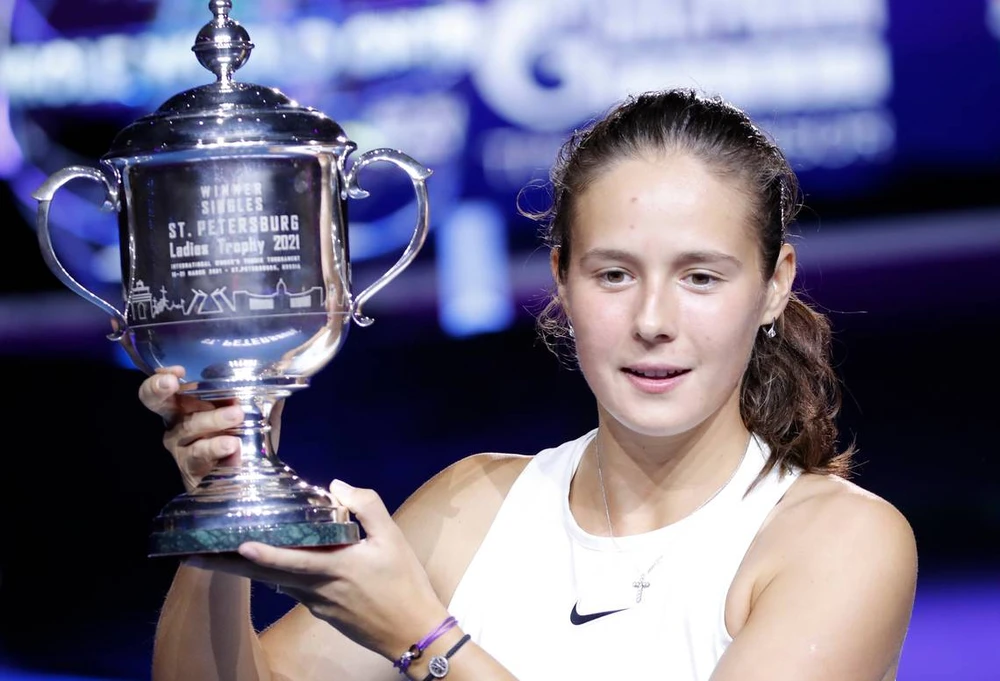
[[393, 616, 459, 675]]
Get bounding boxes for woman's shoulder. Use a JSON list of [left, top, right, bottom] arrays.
[[393, 452, 534, 603], [396, 451, 534, 528], [755, 472, 917, 588], [780, 473, 914, 535], [393, 431, 591, 537]]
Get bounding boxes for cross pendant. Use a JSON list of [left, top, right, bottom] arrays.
[[633, 575, 650, 603]]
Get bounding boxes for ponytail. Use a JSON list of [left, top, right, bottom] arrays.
[[742, 292, 855, 482]]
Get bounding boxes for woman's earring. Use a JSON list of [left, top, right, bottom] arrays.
[[764, 320, 777, 339]]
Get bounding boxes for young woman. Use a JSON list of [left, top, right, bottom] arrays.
[[141, 88, 918, 681]]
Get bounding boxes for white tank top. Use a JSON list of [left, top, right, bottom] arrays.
[[448, 429, 801, 680]]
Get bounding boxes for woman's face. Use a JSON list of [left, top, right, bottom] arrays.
[[556, 152, 794, 439]]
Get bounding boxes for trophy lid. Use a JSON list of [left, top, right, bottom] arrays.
[[105, 1, 350, 158]]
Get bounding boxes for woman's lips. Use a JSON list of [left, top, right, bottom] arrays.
[[622, 366, 691, 394]]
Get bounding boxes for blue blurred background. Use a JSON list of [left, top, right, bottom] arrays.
[[0, 0, 998, 679]]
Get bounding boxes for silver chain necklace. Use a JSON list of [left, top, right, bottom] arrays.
[[593, 433, 747, 604]]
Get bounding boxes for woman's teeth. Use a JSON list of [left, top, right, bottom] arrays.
[[627, 368, 686, 378]]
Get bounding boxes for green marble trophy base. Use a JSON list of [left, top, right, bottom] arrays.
[[149, 520, 360, 557]]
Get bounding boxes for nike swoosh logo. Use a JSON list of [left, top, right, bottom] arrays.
[[570, 602, 628, 625]]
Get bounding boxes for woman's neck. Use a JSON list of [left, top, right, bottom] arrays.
[[571, 408, 752, 536]]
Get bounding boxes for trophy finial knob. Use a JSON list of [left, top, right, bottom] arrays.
[[192, 0, 254, 82]]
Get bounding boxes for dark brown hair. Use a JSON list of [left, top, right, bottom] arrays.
[[524, 88, 854, 479]]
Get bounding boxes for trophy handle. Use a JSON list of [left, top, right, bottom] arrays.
[[32, 166, 127, 341], [343, 148, 432, 327]]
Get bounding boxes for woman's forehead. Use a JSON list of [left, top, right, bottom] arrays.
[[571, 154, 758, 253]]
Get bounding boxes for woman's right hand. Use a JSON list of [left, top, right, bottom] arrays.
[[137, 366, 246, 493]]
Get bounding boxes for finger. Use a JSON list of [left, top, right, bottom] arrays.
[[237, 541, 343, 575], [175, 435, 242, 479], [329, 480, 393, 539], [270, 399, 285, 452], [169, 405, 246, 448], [138, 368, 185, 420]]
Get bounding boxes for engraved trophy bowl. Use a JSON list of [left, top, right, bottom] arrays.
[[31, 1, 432, 557]]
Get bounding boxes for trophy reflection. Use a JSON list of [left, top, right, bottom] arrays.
[[31, 1, 431, 557]]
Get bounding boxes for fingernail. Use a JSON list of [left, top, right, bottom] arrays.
[[223, 406, 245, 424], [219, 436, 242, 455], [154, 375, 169, 391], [238, 543, 260, 560], [331, 479, 354, 496]]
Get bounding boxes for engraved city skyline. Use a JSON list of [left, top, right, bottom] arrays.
[[127, 278, 326, 321]]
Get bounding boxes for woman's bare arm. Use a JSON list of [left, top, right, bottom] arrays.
[[710, 482, 918, 681]]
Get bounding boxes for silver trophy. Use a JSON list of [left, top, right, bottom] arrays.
[[31, 1, 431, 557]]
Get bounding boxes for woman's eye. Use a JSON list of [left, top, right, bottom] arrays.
[[686, 272, 718, 287], [600, 270, 631, 285]]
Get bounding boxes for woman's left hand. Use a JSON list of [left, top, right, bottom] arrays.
[[184, 479, 450, 661]]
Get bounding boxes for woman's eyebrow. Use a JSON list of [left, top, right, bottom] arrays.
[[580, 248, 743, 269], [579, 247, 637, 263], [673, 250, 743, 269]]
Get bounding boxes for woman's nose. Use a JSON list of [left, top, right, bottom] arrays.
[[632, 282, 677, 342]]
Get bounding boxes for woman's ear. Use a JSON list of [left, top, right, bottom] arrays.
[[761, 243, 796, 325]]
